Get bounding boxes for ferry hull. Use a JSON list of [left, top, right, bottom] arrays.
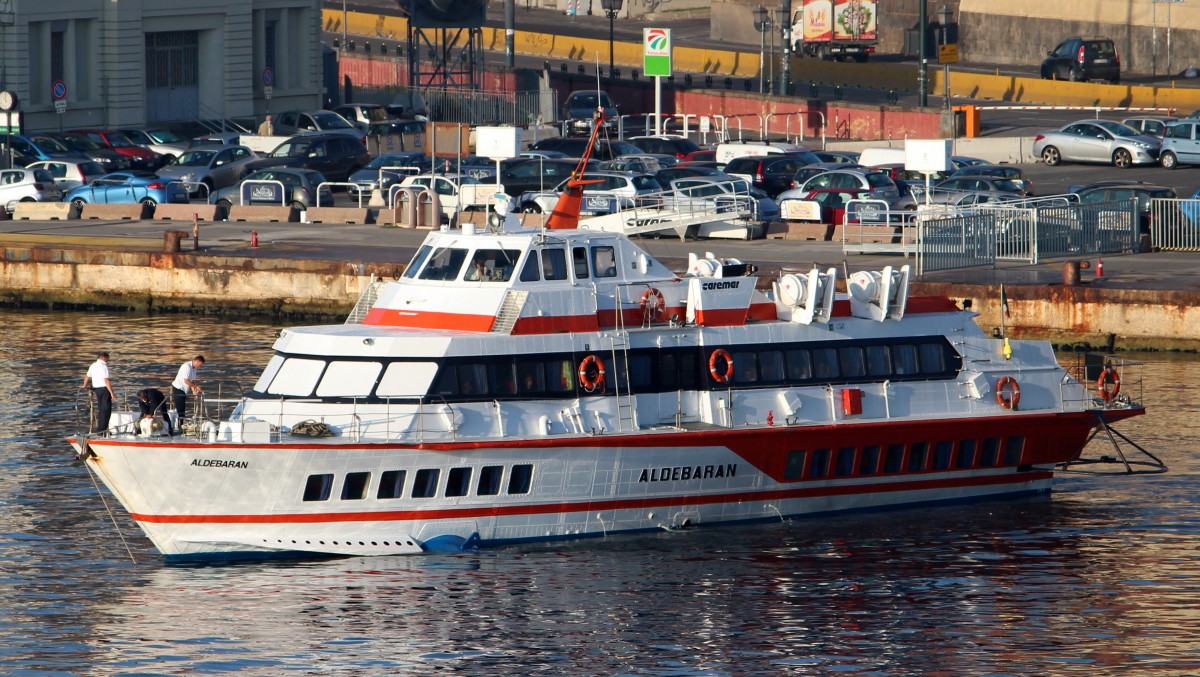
[[71, 409, 1117, 560]]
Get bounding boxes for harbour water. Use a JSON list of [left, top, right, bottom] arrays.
[[2, 308, 1198, 676]]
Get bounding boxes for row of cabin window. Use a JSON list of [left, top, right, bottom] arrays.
[[251, 338, 959, 400], [783, 437, 1025, 481], [303, 464, 535, 502], [402, 243, 619, 284]]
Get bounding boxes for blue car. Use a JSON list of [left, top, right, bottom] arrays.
[[65, 171, 191, 208]]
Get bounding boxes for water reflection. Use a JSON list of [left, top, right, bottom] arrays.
[[0, 309, 1198, 675]]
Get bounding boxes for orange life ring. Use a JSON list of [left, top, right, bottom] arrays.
[[578, 354, 606, 393], [1097, 367, 1121, 403], [996, 376, 1020, 410], [708, 348, 734, 383], [640, 287, 665, 321]]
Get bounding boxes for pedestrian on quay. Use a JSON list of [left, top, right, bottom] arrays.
[[171, 355, 205, 422], [136, 387, 173, 435], [258, 114, 274, 135], [81, 351, 115, 434]]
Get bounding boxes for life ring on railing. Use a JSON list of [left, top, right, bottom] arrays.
[[640, 287, 665, 321], [708, 348, 734, 384], [995, 376, 1020, 410], [578, 354, 606, 393], [1097, 367, 1121, 403]]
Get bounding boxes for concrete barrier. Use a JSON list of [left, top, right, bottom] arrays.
[[154, 204, 220, 222], [0, 206, 9, 221], [80, 203, 149, 220], [304, 207, 372, 224], [227, 205, 297, 223], [12, 202, 74, 221]]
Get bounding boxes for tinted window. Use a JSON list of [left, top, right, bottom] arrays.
[[377, 470, 407, 499]]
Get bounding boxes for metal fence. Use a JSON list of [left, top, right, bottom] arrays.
[[916, 199, 1138, 275], [1149, 198, 1200, 251]]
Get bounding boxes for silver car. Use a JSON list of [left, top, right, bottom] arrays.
[[27, 159, 107, 192], [776, 169, 901, 205], [156, 145, 259, 196], [1033, 120, 1160, 168]]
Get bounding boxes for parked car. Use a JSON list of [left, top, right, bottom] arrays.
[[8, 134, 91, 165], [26, 159, 106, 192], [1122, 117, 1176, 138], [949, 156, 990, 170], [683, 149, 717, 163], [348, 152, 428, 198], [248, 134, 369, 183], [527, 136, 640, 161], [331, 103, 396, 132], [1040, 37, 1120, 83], [777, 168, 900, 205], [1034, 120, 1160, 168], [65, 170, 190, 209], [560, 90, 617, 135], [654, 164, 730, 187], [948, 164, 1035, 196], [724, 152, 822, 198], [209, 169, 333, 210], [598, 154, 678, 174], [498, 157, 592, 198], [779, 188, 874, 224], [1159, 120, 1200, 169], [156, 145, 259, 196], [813, 150, 860, 164], [861, 164, 949, 199], [273, 110, 366, 142], [933, 175, 1030, 198], [188, 132, 241, 148], [1073, 181, 1177, 233], [69, 129, 162, 170], [517, 171, 662, 215], [115, 127, 190, 163], [626, 135, 702, 160], [0, 167, 62, 211], [41, 132, 132, 171], [791, 162, 861, 190]]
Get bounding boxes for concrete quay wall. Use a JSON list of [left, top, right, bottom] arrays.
[[0, 247, 386, 320], [1, 246, 1197, 351]]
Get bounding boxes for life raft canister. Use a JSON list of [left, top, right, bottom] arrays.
[[1097, 367, 1121, 403], [996, 376, 1021, 410], [709, 348, 734, 384], [578, 354, 606, 393]]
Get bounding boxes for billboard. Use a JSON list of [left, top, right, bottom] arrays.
[[832, 0, 876, 41]]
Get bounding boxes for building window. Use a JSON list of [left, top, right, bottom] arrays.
[[50, 28, 65, 86]]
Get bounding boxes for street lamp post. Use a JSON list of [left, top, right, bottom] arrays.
[[754, 5, 770, 94], [917, 0, 928, 107], [601, 0, 624, 77], [937, 5, 952, 109], [776, 5, 790, 96]]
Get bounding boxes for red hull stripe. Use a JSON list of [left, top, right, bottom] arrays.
[[363, 307, 496, 331], [129, 470, 1052, 525]]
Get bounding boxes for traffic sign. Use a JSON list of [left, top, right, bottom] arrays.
[[938, 43, 959, 65], [262, 67, 274, 86], [55, 100, 66, 114], [51, 80, 67, 101]]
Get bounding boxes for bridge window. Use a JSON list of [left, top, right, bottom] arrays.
[[893, 344, 919, 375], [865, 345, 891, 376], [572, 247, 589, 279], [519, 252, 541, 282], [839, 346, 866, 378], [591, 245, 617, 278], [316, 361, 381, 397], [542, 249, 568, 280], [403, 245, 431, 278], [813, 348, 839, 379], [918, 343, 946, 373], [267, 358, 325, 397], [759, 350, 785, 382], [418, 247, 468, 281]]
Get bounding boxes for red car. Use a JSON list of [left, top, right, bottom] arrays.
[[682, 149, 716, 163], [69, 129, 163, 170]]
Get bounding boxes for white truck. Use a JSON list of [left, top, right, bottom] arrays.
[[790, 0, 878, 62]]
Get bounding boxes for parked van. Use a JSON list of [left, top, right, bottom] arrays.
[[857, 147, 907, 168], [1159, 121, 1200, 169], [715, 141, 812, 166]]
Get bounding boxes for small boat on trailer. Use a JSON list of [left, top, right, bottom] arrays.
[[69, 121, 1160, 561]]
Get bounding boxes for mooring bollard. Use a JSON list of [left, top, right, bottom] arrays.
[[163, 230, 187, 253]]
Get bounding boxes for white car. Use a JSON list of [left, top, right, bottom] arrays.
[[517, 171, 663, 215], [0, 167, 63, 211], [27, 159, 107, 192]]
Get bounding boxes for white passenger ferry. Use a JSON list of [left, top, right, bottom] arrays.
[[69, 126, 1154, 561]]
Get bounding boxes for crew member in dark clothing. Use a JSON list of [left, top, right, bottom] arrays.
[[136, 387, 173, 435]]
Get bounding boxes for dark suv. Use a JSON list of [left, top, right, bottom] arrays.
[[1041, 37, 1120, 83], [723, 152, 821, 198], [248, 133, 369, 182]]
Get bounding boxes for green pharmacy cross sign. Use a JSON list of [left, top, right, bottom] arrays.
[[643, 28, 672, 77]]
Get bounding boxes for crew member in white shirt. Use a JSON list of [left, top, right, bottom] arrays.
[[171, 355, 205, 422], [81, 351, 115, 434]]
